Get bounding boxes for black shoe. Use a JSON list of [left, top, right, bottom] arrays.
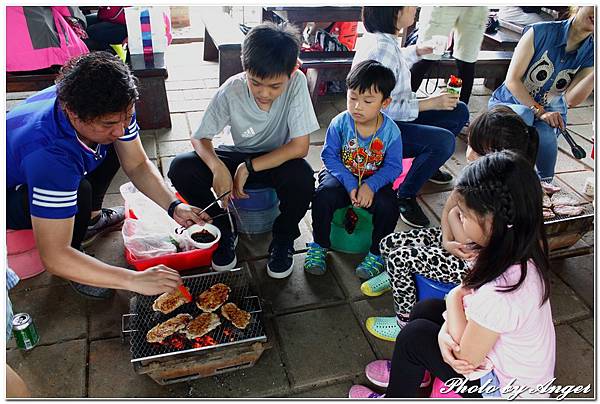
[[267, 238, 295, 279], [428, 169, 454, 185], [211, 232, 238, 272], [397, 197, 430, 228], [69, 281, 114, 300]]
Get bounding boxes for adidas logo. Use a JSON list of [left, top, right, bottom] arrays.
[[241, 127, 256, 138]]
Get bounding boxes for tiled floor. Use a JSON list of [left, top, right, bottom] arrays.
[[6, 41, 595, 398]]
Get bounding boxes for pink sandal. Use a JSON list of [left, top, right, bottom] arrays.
[[365, 360, 431, 388]]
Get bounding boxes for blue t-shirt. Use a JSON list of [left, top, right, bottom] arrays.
[[490, 19, 594, 119], [321, 111, 403, 193], [6, 85, 139, 219]]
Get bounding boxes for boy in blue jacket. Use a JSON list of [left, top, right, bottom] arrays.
[[304, 60, 403, 279]]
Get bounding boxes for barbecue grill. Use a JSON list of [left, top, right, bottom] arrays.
[[542, 181, 594, 252], [122, 267, 270, 385]]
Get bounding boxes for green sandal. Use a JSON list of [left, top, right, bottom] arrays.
[[360, 272, 392, 297], [365, 316, 403, 342]]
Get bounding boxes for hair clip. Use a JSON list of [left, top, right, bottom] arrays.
[[507, 224, 514, 229]]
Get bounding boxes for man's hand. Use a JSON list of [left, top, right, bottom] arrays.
[[173, 203, 212, 228], [430, 93, 460, 110], [233, 163, 250, 200], [128, 265, 183, 295], [356, 183, 374, 208], [212, 164, 233, 208], [438, 323, 476, 375], [539, 111, 565, 130], [442, 240, 477, 261]]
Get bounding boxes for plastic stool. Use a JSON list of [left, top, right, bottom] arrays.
[[329, 207, 373, 254], [232, 186, 279, 235], [430, 377, 463, 398], [414, 274, 457, 301], [6, 229, 45, 279]]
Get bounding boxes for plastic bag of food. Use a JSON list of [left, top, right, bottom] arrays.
[[122, 218, 177, 258]]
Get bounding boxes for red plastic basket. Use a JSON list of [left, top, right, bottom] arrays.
[[123, 204, 218, 272]]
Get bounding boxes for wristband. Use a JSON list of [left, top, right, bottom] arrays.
[[244, 157, 256, 175], [167, 200, 183, 218]]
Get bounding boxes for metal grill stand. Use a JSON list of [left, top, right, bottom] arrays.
[[123, 268, 271, 385]]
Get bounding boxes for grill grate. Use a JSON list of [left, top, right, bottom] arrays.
[[541, 180, 594, 224], [126, 268, 266, 363]]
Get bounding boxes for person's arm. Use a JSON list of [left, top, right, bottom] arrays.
[[565, 67, 594, 108], [503, 28, 539, 109], [321, 123, 359, 193], [249, 134, 309, 172], [31, 216, 183, 295], [446, 286, 499, 367], [363, 137, 403, 193], [114, 137, 208, 226]]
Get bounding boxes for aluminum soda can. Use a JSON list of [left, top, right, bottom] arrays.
[[12, 313, 40, 350]]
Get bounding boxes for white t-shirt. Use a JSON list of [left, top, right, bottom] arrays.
[[193, 70, 320, 153]]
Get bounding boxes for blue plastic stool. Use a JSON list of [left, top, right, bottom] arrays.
[[232, 186, 279, 234], [414, 274, 458, 301]]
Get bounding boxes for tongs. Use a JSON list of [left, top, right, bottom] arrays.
[[560, 128, 586, 160], [174, 190, 231, 234]]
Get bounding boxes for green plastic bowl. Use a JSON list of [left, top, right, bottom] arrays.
[[329, 207, 373, 254]]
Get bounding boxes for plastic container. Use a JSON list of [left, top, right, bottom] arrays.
[[185, 223, 221, 250], [232, 186, 280, 235], [430, 377, 463, 398], [329, 207, 373, 254], [7, 230, 45, 279], [124, 208, 218, 271], [414, 274, 457, 301]]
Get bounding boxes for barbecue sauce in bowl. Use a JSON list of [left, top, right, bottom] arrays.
[[191, 230, 216, 243]]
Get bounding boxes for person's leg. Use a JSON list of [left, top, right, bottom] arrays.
[[411, 101, 470, 136], [410, 59, 435, 92], [452, 6, 487, 105], [72, 179, 93, 250], [386, 299, 482, 398], [380, 226, 443, 258], [533, 120, 559, 180], [368, 185, 400, 255], [395, 122, 456, 198], [167, 150, 242, 234], [6, 365, 29, 398], [311, 170, 352, 249], [6, 186, 32, 230], [265, 158, 315, 242], [455, 59, 475, 104], [81, 145, 126, 248], [386, 242, 468, 318]]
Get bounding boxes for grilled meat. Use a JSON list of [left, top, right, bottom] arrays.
[[146, 313, 193, 343], [553, 204, 585, 217], [541, 182, 561, 195], [551, 194, 583, 207], [152, 287, 191, 314], [543, 208, 556, 220], [184, 312, 221, 339], [221, 302, 251, 330], [196, 283, 231, 312], [542, 194, 552, 209]]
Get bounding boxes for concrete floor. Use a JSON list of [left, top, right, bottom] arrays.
[[6, 41, 595, 398]]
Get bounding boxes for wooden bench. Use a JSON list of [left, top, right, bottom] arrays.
[[300, 51, 354, 110], [201, 9, 245, 85], [6, 53, 171, 130]]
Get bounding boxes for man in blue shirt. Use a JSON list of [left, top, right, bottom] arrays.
[[6, 52, 209, 299]]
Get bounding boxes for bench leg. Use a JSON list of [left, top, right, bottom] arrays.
[[204, 28, 218, 62], [305, 68, 323, 111], [136, 76, 172, 129], [218, 47, 243, 86]]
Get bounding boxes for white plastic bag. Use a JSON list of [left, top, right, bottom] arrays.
[[122, 218, 177, 258]]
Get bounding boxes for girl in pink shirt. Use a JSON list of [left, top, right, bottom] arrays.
[[350, 150, 555, 398]]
